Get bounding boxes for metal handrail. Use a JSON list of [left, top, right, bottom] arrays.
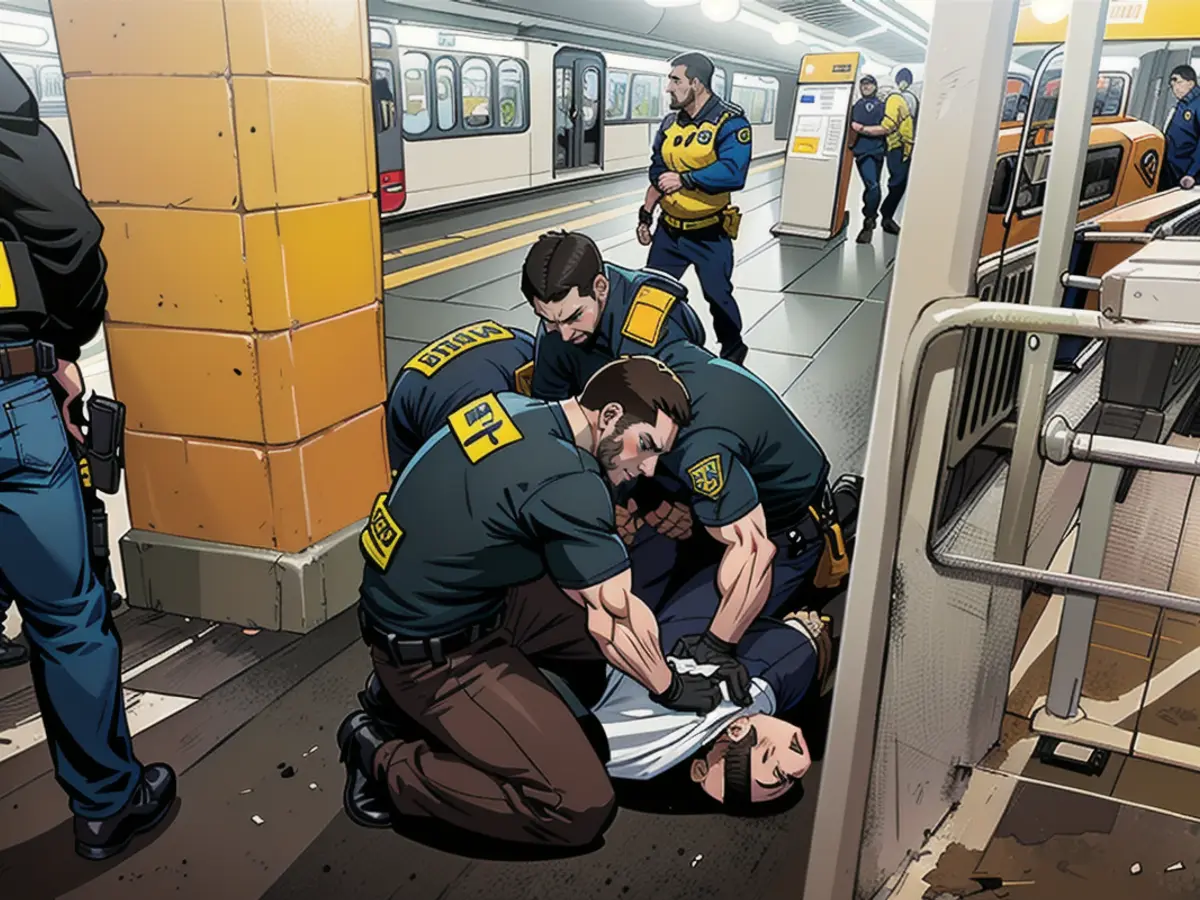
[[1042, 414, 1200, 473], [896, 298, 1200, 617]]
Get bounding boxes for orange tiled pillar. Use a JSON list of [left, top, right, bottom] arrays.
[[51, 0, 388, 632]]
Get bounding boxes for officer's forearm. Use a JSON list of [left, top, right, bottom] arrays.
[[705, 509, 775, 645], [567, 575, 674, 695], [643, 185, 662, 212]]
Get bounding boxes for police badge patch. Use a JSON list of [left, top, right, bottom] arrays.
[[736, 126, 751, 144], [687, 454, 725, 499], [698, 130, 713, 145], [1186, 110, 1194, 121]]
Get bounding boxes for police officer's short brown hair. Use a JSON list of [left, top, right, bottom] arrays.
[[579, 356, 692, 429], [521, 230, 604, 303]]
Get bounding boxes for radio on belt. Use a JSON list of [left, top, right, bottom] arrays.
[[1097, 239, 1200, 324]]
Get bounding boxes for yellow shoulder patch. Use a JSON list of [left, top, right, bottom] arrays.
[[512, 361, 535, 396], [448, 392, 524, 463], [1186, 110, 1194, 121], [621, 284, 680, 347], [736, 127, 752, 144], [403, 320, 515, 377], [361, 493, 403, 570], [78, 456, 92, 489], [687, 454, 725, 499]]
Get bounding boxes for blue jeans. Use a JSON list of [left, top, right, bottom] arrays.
[[647, 226, 742, 349], [855, 154, 884, 222], [881, 147, 910, 221], [0, 373, 141, 817]]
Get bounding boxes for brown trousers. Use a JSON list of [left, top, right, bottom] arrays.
[[371, 577, 615, 847]]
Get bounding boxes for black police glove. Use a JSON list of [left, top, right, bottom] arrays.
[[638, 207, 653, 227], [650, 667, 725, 715], [671, 632, 754, 707]]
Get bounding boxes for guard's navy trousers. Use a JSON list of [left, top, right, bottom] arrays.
[[0, 372, 141, 818], [647, 226, 743, 351]]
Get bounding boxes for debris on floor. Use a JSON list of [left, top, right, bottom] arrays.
[[302, 745, 318, 758], [1130, 862, 1142, 875], [280, 765, 296, 779], [691, 854, 703, 867], [239, 788, 252, 795], [251, 815, 264, 826], [308, 783, 318, 791], [1166, 862, 1185, 872]]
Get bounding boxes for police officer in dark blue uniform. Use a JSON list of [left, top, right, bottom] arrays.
[[386, 320, 534, 474], [849, 74, 891, 244], [524, 230, 706, 401], [639, 52, 752, 364], [0, 53, 175, 859], [1161, 65, 1200, 193]]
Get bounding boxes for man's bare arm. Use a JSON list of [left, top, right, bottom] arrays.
[[704, 505, 776, 645], [564, 569, 674, 695], [643, 184, 663, 212]]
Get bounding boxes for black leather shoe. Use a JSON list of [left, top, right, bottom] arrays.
[[856, 224, 874, 244], [881, 218, 901, 235], [74, 763, 176, 861], [337, 712, 393, 829], [0, 634, 28, 669]]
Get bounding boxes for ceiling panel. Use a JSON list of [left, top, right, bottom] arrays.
[[761, 0, 878, 37], [857, 29, 925, 64]]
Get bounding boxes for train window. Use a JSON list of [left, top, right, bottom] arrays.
[[731, 73, 777, 125], [461, 57, 492, 129], [987, 155, 1017, 214], [369, 25, 392, 48], [1079, 145, 1122, 205], [1092, 74, 1127, 117], [630, 74, 662, 120], [498, 58, 526, 129], [1032, 69, 1127, 124], [401, 51, 431, 136], [372, 60, 397, 133], [606, 71, 629, 120], [581, 66, 600, 129], [435, 57, 456, 130], [713, 67, 727, 99]]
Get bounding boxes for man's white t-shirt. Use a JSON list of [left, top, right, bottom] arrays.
[[594, 656, 777, 780]]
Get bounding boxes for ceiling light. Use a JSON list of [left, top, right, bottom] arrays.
[[644, 0, 700, 7], [701, 0, 740, 24], [773, 21, 800, 45], [1031, 0, 1071, 24]]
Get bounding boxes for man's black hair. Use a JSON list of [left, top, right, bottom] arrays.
[[520, 230, 605, 303], [1170, 64, 1197, 84], [670, 52, 715, 91], [895, 67, 913, 86], [722, 725, 756, 813]]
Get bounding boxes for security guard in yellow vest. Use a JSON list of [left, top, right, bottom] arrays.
[[639, 52, 752, 364]]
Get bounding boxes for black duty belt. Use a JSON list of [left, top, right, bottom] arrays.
[[0, 340, 55, 381], [358, 606, 504, 667], [780, 482, 836, 557]]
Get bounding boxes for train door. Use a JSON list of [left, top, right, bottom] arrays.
[[553, 48, 605, 174], [370, 23, 406, 214]]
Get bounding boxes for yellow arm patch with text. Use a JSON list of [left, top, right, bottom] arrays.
[[621, 285, 680, 347], [687, 454, 725, 500], [403, 320, 515, 377], [361, 493, 403, 570], [512, 361, 535, 396], [447, 392, 524, 463]]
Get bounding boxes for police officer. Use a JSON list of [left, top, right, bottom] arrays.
[[337, 356, 737, 846], [524, 229, 705, 401], [1161, 64, 1200, 193], [849, 74, 909, 244], [639, 51, 752, 364], [621, 340, 861, 703], [0, 53, 175, 858], [386, 320, 534, 474]]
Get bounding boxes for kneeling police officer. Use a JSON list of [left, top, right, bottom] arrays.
[[523, 230, 705, 401], [338, 356, 738, 848], [386, 320, 534, 474]]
